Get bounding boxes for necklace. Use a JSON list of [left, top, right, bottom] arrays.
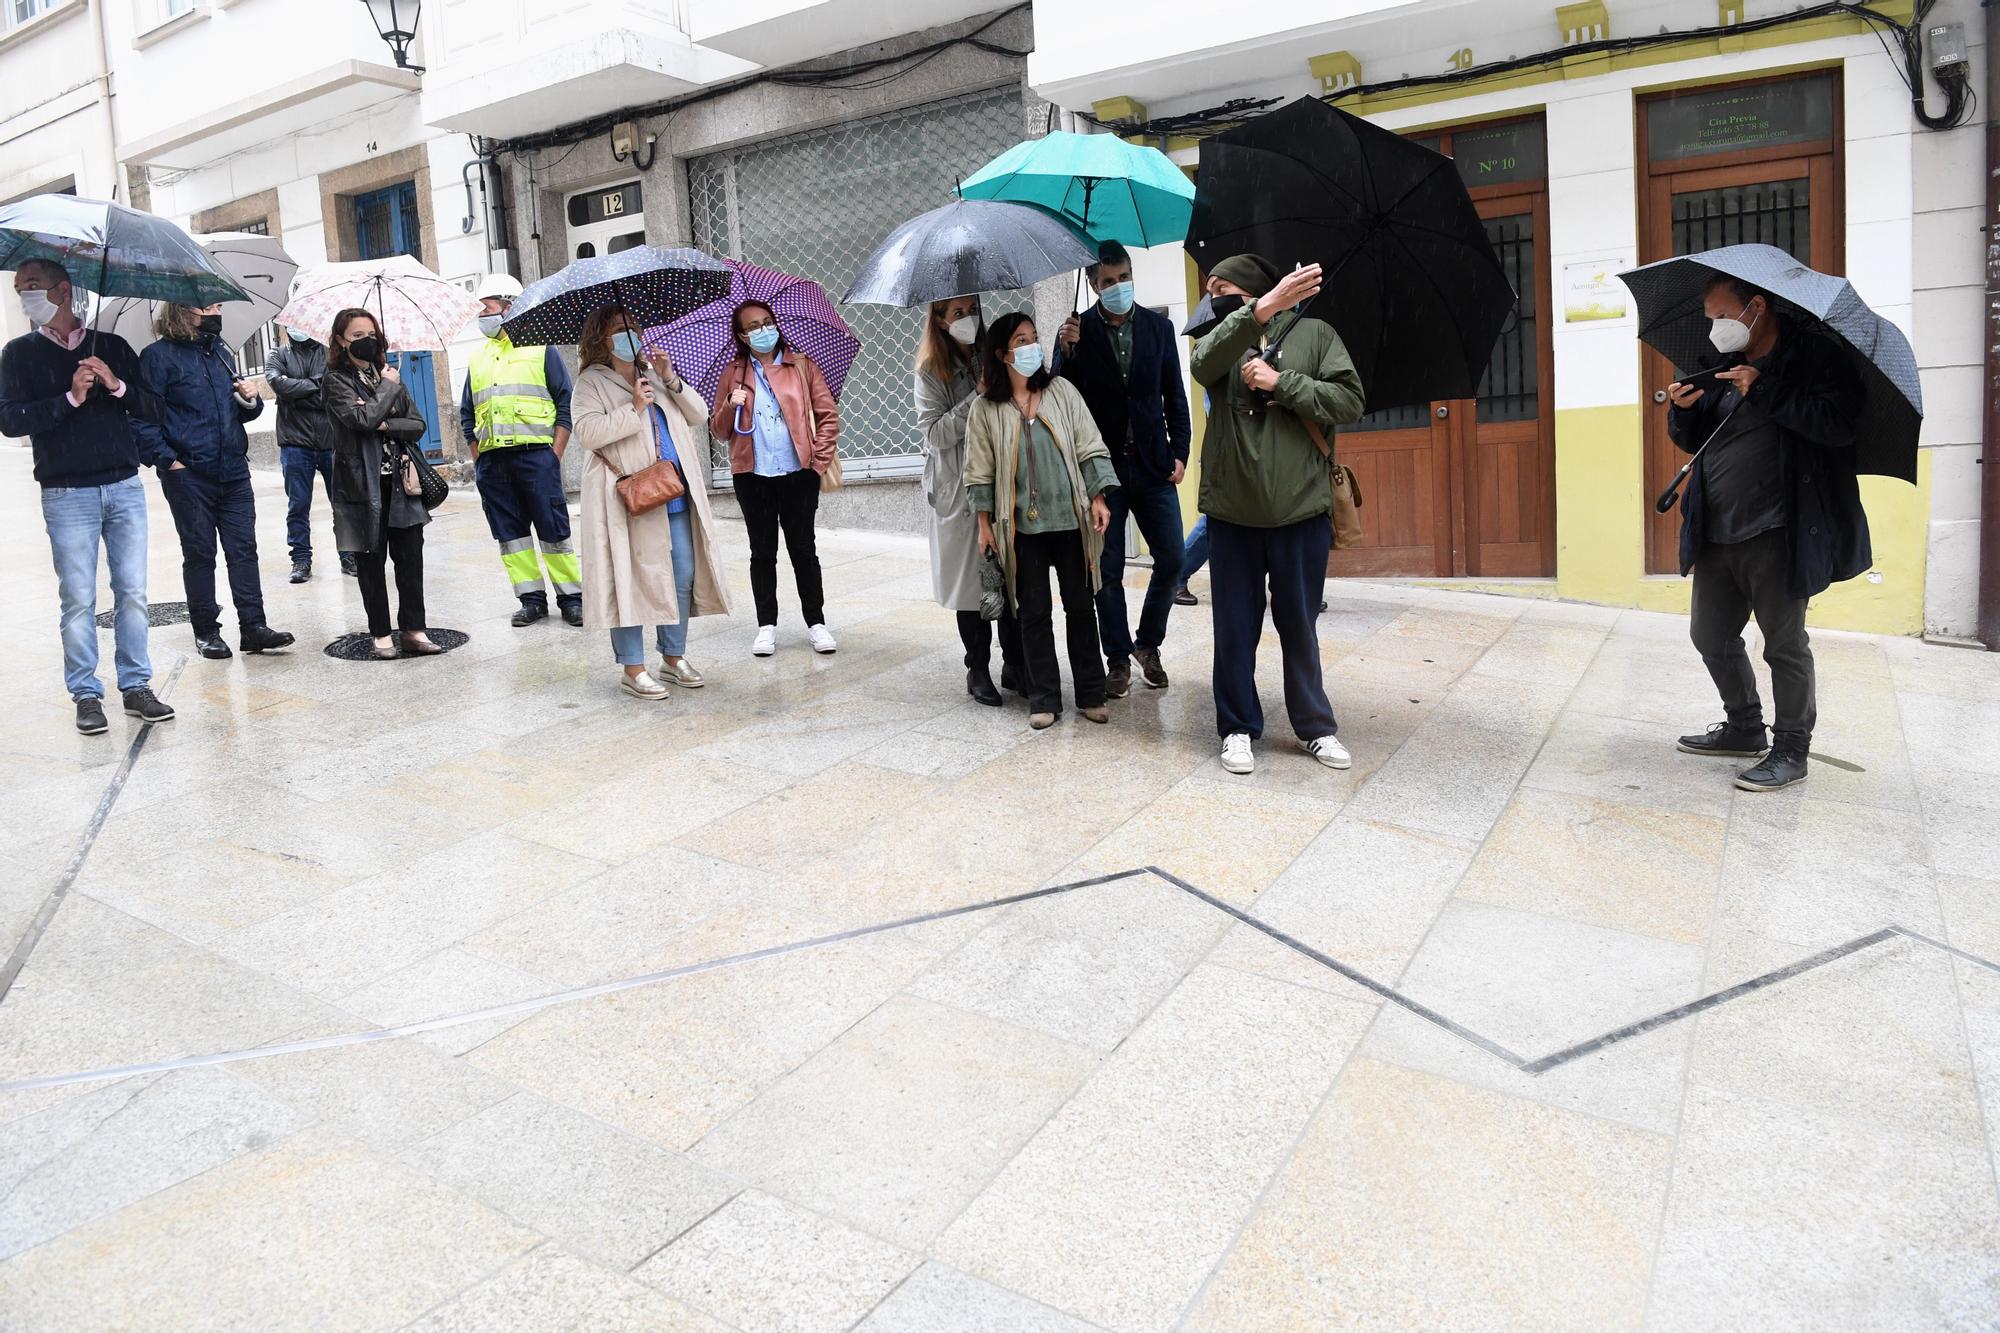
[[1015, 392, 1042, 522]]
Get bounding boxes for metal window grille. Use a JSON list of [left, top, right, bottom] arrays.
[[689, 87, 1031, 477], [1475, 212, 1537, 424], [1671, 178, 1811, 263]]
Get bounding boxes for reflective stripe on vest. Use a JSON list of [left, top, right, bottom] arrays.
[[470, 340, 557, 448]]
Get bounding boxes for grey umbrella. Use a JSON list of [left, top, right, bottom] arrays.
[[98, 231, 298, 355], [1618, 244, 1922, 484], [844, 199, 1098, 308], [0, 194, 247, 306]]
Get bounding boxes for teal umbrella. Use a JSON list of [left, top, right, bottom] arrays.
[[958, 131, 1194, 249]]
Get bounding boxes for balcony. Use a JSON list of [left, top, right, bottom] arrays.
[[685, 0, 998, 70]]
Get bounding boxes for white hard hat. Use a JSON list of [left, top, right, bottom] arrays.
[[476, 272, 524, 301]]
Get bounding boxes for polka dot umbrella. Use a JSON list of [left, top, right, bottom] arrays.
[[498, 246, 732, 347], [644, 259, 863, 406]]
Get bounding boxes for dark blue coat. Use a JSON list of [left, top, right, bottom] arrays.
[[131, 334, 264, 481], [1052, 303, 1190, 487], [1667, 319, 1870, 600]]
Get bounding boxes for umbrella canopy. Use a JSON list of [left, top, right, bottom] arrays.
[[844, 199, 1098, 308], [647, 259, 862, 404], [98, 232, 298, 354], [499, 246, 731, 347], [0, 194, 248, 306], [276, 254, 483, 351], [1185, 97, 1516, 412], [958, 131, 1194, 249], [1617, 244, 1922, 482]]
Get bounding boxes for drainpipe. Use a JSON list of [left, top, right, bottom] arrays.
[[1982, 1, 2000, 649], [91, 0, 123, 200]]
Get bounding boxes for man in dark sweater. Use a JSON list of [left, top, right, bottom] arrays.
[[1, 259, 175, 734]]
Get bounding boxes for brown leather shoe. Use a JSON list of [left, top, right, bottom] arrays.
[[1080, 706, 1109, 724], [1029, 711, 1057, 730]]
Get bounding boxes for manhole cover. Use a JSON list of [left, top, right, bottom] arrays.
[[322, 629, 470, 661], [95, 601, 190, 628]]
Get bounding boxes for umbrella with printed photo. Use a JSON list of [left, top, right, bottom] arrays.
[[98, 231, 298, 355]]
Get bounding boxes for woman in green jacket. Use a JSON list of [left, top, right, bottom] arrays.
[[966, 312, 1118, 730]]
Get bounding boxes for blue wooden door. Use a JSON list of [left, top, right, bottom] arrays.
[[354, 181, 443, 460]]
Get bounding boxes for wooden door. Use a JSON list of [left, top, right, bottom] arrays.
[[1327, 397, 1454, 577]]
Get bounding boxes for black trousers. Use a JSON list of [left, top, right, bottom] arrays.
[[159, 467, 265, 637], [1013, 528, 1107, 715], [733, 468, 825, 627], [355, 478, 427, 637], [1689, 528, 1815, 748], [1209, 514, 1336, 742], [956, 608, 1023, 678]]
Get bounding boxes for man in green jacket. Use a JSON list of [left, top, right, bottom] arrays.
[[1190, 255, 1365, 776]]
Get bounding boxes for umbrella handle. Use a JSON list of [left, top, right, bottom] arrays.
[[1654, 402, 1740, 514]]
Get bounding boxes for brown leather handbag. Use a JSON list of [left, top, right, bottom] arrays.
[[615, 399, 687, 516], [1299, 413, 1365, 549]]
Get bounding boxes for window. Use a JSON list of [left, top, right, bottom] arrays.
[[5, 0, 63, 31]]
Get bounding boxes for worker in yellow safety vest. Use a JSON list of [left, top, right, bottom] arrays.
[[457, 272, 582, 625]]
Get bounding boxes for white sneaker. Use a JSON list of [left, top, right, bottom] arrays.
[[808, 623, 838, 655], [620, 670, 669, 700], [1303, 734, 1352, 770], [751, 625, 777, 657], [1221, 733, 1254, 775]]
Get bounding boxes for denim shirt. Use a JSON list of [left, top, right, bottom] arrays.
[[648, 403, 689, 515], [746, 354, 799, 478]]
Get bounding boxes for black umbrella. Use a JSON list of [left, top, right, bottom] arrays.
[[1618, 243, 1922, 488], [844, 199, 1098, 308], [499, 246, 731, 346], [1185, 97, 1515, 411]]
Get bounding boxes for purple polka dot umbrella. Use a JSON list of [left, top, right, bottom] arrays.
[[644, 259, 863, 407]]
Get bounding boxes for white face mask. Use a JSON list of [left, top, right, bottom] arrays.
[[477, 314, 506, 339], [1708, 302, 1760, 355], [946, 315, 980, 345], [20, 289, 60, 326]]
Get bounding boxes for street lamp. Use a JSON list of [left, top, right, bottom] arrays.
[[359, 0, 423, 74]]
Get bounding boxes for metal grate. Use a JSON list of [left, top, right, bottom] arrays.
[[322, 629, 469, 661], [1672, 177, 1811, 262], [96, 601, 189, 628], [1475, 211, 1537, 424], [688, 87, 1032, 475]]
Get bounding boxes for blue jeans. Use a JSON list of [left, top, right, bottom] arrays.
[[609, 507, 697, 664], [280, 445, 334, 561], [1181, 514, 1210, 588], [41, 476, 151, 701], [1096, 478, 1185, 662]]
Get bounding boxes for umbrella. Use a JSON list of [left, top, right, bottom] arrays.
[[647, 259, 862, 404], [1617, 243, 1921, 485], [499, 246, 731, 347], [844, 199, 1097, 308], [0, 194, 248, 308], [1185, 97, 1515, 411], [98, 231, 298, 354], [275, 254, 482, 351], [958, 131, 1194, 250]]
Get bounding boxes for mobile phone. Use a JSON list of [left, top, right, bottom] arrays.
[[1673, 365, 1726, 390]]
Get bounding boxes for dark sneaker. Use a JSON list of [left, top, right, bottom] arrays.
[[74, 697, 108, 735], [339, 554, 359, 578], [1319, 600, 1328, 614], [1736, 746, 1808, 792], [194, 633, 233, 660], [560, 599, 584, 627], [240, 624, 295, 654], [511, 602, 548, 628], [288, 559, 310, 584], [1677, 721, 1769, 758], [966, 666, 1001, 708], [1105, 658, 1131, 699], [121, 687, 175, 723], [1172, 586, 1197, 607], [1133, 646, 1169, 690]]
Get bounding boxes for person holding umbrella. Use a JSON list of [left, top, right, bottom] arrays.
[[458, 272, 581, 628], [1664, 274, 1870, 792], [132, 302, 295, 661], [1, 259, 174, 733], [1191, 256, 1363, 777], [1055, 241, 1190, 698]]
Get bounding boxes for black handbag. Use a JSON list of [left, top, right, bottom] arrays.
[[398, 440, 450, 510]]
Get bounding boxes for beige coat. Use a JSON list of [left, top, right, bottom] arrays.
[[571, 361, 732, 631]]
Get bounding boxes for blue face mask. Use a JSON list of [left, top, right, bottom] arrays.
[[1010, 343, 1044, 377], [746, 326, 780, 355], [286, 327, 312, 343], [1097, 280, 1136, 316], [611, 331, 644, 363]]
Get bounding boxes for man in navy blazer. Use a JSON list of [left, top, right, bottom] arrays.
[[1054, 242, 1191, 697]]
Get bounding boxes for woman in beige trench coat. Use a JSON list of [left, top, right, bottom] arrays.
[[570, 303, 732, 699]]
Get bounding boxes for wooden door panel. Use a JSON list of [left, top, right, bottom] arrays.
[[1466, 197, 1554, 576], [1329, 430, 1443, 577]]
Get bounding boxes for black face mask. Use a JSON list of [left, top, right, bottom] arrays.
[[348, 335, 383, 365], [1208, 294, 1247, 322], [196, 314, 223, 336]]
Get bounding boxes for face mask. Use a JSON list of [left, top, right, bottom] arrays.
[[348, 335, 383, 365], [746, 326, 781, 356], [611, 331, 644, 363], [196, 314, 223, 337], [477, 314, 506, 339], [286, 327, 312, 343], [19, 290, 60, 326], [1208, 293, 1246, 322], [1708, 303, 1759, 355], [1097, 281, 1136, 316], [946, 315, 980, 345], [1010, 343, 1044, 377]]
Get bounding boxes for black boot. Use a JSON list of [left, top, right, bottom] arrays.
[[966, 666, 1001, 707], [559, 597, 584, 627], [194, 632, 233, 660], [289, 558, 311, 584], [240, 624, 295, 654], [1736, 744, 1808, 792], [1677, 720, 1769, 758], [511, 601, 548, 628]]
